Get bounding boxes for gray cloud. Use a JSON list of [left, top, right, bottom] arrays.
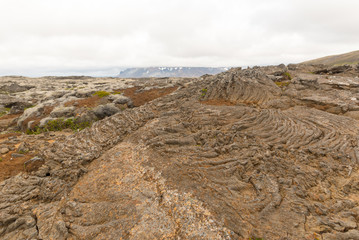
[[0, 0, 358, 76]]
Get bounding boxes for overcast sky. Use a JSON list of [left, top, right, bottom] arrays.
[[0, 0, 358, 76]]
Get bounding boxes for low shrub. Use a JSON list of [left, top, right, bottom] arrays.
[[26, 118, 92, 135], [282, 71, 292, 80], [200, 88, 208, 97], [0, 111, 7, 117], [274, 81, 290, 88], [0, 108, 10, 117]]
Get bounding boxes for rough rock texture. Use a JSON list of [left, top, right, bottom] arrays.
[[93, 103, 120, 119], [0, 76, 192, 131], [1, 66, 359, 239]]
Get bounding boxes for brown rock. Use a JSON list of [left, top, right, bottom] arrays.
[[344, 111, 359, 120], [0, 147, 9, 154]]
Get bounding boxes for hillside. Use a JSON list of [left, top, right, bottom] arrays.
[[117, 67, 229, 78], [302, 50, 359, 66]]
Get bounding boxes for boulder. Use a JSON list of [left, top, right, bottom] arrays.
[[9, 105, 25, 114], [75, 90, 95, 98], [0, 147, 9, 154], [11, 153, 25, 158], [75, 111, 98, 123], [114, 95, 131, 104], [0, 83, 34, 93], [17, 104, 47, 129], [93, 103, 120, 119], [17, 142, 30, 154], [50, 106, 76, 118]]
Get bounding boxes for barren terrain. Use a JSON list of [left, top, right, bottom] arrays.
[[302, 50, 359, 66], [1, 63, 359, 239]]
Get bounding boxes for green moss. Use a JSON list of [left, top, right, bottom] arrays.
[[274, 81, 290, 88], [24, 105, 35, 110], [93, 91, 110, 98], [0, 157, 2, 162], [111, 90, 122, 95], [18, 150, 28, 154], [26, 118, 92, 135], [200, 88, 208, 97], [282, 71, 292, 80], [0, 107, 11, 117]]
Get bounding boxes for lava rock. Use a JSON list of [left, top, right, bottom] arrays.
[[0, 147, 9, 154], [50, 106, 76, 118], [93, 103, 120, 119]]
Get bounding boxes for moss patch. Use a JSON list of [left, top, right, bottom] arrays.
[[93, 91, 111, 98], [275, 81, 291, 88], [26, 118, 92, 135], [282, 71, 292, 80]]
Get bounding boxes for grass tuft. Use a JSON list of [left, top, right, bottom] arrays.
[[282, 71, 292, 80]]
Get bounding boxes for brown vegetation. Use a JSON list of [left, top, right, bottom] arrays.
[[117, 86, 178, 106], [64, 95, 104, 108]]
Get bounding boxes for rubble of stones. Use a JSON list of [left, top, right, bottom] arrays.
[[1, 64, 359, 239]]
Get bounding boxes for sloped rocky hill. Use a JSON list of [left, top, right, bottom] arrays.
[[2, 64, 359, 239], [302, 50, 359, 66]]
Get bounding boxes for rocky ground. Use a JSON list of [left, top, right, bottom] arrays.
[[1, 64, 359, 239]]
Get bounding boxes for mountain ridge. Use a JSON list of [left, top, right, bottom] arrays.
[[117, 67, 229, 78]]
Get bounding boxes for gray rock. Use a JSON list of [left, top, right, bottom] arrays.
[[75, 111, 98, 123], [75, 90, 95, 98], [9, 105, 24, 114], [113, 95, 131, 104], [17, 142, 29, 154], [127, 99, 134, 108], [39, 117, 55, 127], [93, 103, 120, 119], [0, 83, 34, 93], [27, 120, 35, 130], [17, 104, 46, 130], [11, 153, 25, 158], [50, 106, 76, 118], [51, 91, 67, 99]]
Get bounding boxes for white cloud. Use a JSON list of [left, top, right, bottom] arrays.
[[0, 0, 358, 76]]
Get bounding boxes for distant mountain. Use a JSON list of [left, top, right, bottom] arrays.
[[117, 67, 229, 78], [302, 50, 359, 66]]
